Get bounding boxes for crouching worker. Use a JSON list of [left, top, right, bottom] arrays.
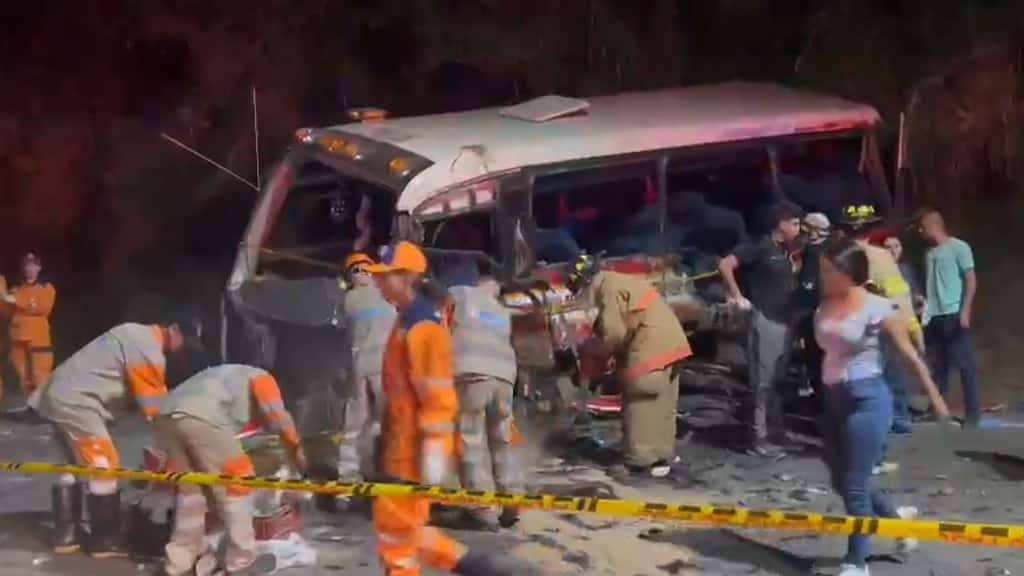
[[369, 242, 543, 576], [442, 257, 522, 531], [155, 364, 307, 576], [567, 253, 692, 478], [28, 319, 202, 557]]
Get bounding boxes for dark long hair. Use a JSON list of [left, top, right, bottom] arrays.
[[823, 237, 870, 288]]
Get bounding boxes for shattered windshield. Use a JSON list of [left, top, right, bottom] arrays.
[[260, 160, 395, 277]]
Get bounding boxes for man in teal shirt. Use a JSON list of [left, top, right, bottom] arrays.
[[919, 209, 980, 426]]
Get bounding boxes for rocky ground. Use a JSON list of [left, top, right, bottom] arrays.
[[1, 408, 1023, 576]]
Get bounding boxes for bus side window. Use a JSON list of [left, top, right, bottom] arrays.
[[530, 162, 658, 262]]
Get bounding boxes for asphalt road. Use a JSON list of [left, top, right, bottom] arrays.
[[1, 411, 1022, 576]]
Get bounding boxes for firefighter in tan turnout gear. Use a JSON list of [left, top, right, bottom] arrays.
[[29, 318, 202, 558], [442, 257, 522, 531], [569, 254, 692, 477], [156, 364, 307, 576]]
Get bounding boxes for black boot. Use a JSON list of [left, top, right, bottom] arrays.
[[86, 491, 127, 559], [454, 550, 548, 576], [51, 483, 81, 554]]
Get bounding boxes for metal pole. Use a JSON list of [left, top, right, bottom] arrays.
[[253, 85, 262, 189]]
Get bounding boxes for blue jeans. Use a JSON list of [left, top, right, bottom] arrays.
[[925, 314, 980, 424], [883, 345, 911, 429], [821, 377, 897, 567]]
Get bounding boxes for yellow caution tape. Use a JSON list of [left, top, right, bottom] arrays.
[[2, 460, 1022, 549]]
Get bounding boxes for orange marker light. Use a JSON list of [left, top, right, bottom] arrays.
[[317, 134, 348, 154], [388, 157, 411, 178]]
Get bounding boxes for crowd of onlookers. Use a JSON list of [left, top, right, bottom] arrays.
[[720, 202, 979, 576]]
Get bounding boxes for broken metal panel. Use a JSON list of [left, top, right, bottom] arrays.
[[234, 277, 345, 328]]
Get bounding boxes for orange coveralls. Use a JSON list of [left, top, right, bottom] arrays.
[[7, 280, 56, 393], [373, 296, 465, 576]]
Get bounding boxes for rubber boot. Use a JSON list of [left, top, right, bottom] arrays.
[[454, 549, 547, 576], [87, 491, 127, 559], [51, 483, 81, 554]]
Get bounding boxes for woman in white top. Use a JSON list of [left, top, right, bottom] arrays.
[[815, 238, 949, 576]]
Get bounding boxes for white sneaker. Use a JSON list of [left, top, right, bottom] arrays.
[[838, 563, 870, 576], [650, 463, 671, 478], [895, 506, 920, 554]]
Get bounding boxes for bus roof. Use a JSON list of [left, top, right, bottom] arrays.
[[331, 82, 881, 212]]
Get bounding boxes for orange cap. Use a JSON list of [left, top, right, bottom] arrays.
[[367, 241, 428, 274], [344, 252, 375, 271]]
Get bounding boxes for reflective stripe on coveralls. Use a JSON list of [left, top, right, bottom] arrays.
[[157, 365, 301, 575], [7, 281, 56, 393], [28, 323, 168, 493], [375, 296, 465, 576]]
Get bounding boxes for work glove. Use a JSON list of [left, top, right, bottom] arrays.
[[421, 438, 448, 486]]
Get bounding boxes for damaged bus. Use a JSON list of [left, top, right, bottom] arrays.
[[225, 82, 892, 432]]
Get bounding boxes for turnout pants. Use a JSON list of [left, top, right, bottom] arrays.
[[337, 373, 385, 481], [372, 496, 465, 576], [456, 376, 521, 518], [10, 339, 53, 394], [154, 416, 257, 576], [622, 366, 679, 467]]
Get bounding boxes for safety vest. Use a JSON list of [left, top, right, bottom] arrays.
[[344, 284, 397, 378], [448, 286, 517, 384]]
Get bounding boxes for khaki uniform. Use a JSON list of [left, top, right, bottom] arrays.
[[588, 271, 691, 467], [29, 323, 168, 492], [449, 286, 521, 518], [338, 283, 396, 481], [157, 364, 301, 575]]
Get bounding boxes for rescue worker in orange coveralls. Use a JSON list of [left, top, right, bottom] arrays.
[[28, 318, 203, 558], [3, 252, 56, 396], [156, 364, 307, 576], [368, 241, 543, 576]]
